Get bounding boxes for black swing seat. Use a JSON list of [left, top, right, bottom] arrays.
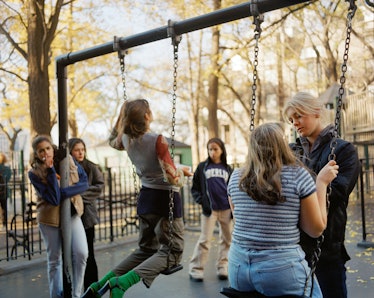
[[160, 264, 183, 275], [220, 287, 303, 298]]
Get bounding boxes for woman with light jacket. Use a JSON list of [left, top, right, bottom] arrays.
[[69, 137, 104, 291]]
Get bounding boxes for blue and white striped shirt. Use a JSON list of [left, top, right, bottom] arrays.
[[228, 166, 316, 249]]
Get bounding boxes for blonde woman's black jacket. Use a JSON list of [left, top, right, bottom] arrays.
[[191, 159, 233, 217], [290, 124, 360, 264]]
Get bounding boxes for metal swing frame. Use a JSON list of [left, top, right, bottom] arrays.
[[54, 0, 330, 292]]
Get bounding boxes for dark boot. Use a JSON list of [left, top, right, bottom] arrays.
[[81, 271, 116, 298]]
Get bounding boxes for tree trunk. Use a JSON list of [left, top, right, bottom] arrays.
[[207, 0, 221, 139], [28, 0, 51, 136], [277, 32, 285, 120], [322, 26, 338, 86], [186, 31, 201, 168]]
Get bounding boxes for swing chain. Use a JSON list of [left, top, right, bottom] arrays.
[[114, 36, 139, 204], [303, 234, 324, 297], [170, 43, 179, 160], [249, 3, 264, 132], [114, 36, 128, 101], [119, 55, 127, 101], [168, 19, 181, 160], [131, 164, 139, 203], [167, 41, 179, 249], [327, 0, 356, 211], [166, 20, 181, 268], [167, 19, 182, 159]]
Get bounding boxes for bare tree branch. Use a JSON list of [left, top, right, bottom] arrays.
[[0, 67, 27, 82], [0, 18, 28, 60]]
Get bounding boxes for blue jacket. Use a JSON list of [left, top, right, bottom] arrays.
[[191, 159, 233, 217], [28, 158, 88, 206]]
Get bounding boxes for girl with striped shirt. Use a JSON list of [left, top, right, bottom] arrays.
[[227, 123, 338, 297]]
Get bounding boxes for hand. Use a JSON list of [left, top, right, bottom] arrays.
[[316, 160, 339, 185], [181, 166, 193, 177], [42, 156, 54, 168]]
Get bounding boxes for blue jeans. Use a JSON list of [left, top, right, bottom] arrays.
[[39, 223, 63, 298], [39, 215, 88, 298], [228, 242, 322, 297]]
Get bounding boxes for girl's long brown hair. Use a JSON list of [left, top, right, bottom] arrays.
[[239, 123, 301, 205]]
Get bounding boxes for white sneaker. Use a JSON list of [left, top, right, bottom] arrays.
[[189, 272, 203, 282], [217, 267, 228, 280]]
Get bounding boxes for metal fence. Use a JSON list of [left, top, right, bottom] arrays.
[[1, 157, 373, 262], [358, 158, 374, 243]]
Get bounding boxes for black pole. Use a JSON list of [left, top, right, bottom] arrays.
[[360, 160, 367, 241], [55, 1, 309, 66], [56, 0, 311, 150], [107, 167, 114, 242], [56, 62, 73, 285]]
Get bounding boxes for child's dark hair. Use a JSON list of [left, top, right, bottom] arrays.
[[207, 138, 228, 166]]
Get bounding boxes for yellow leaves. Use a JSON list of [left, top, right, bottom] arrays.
[[364, 250, 373, 257], [355, 249, 373, 258], [31, 274, 42, 282], [349, 230, 359, 238]]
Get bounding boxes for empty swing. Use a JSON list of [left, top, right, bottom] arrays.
[[113, 19, 184, 276], [221, 1, 357, 298]]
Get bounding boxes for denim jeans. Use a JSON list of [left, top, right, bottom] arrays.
[[70, 215, 89, 297], [39, 223, 63, 298], [228, 242, 322, 297], [39, 215, 88, 298]]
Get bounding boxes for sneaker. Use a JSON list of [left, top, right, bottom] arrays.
[[189, 273, 203, 282], [217, 267, 228, 280]]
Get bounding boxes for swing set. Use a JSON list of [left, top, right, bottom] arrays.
[[55, 0, 357, 296]]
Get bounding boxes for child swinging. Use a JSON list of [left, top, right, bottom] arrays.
[[82, 99, 192, 298]]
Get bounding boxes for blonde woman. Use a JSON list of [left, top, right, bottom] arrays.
[[283, 92, 360, 298]]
